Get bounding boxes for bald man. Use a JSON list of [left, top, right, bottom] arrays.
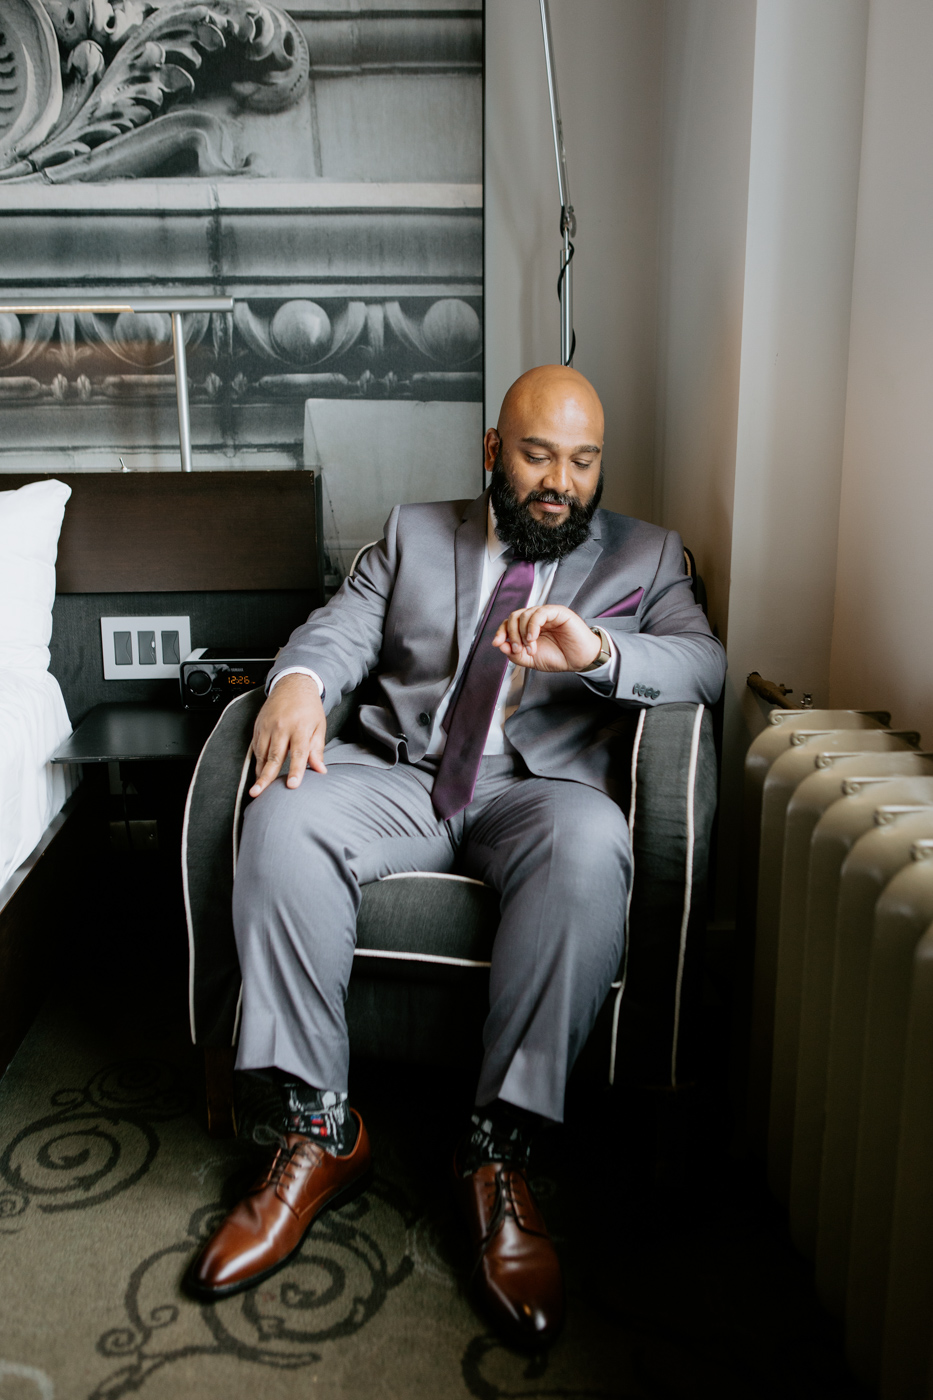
[[185, 367, 726, 1346]]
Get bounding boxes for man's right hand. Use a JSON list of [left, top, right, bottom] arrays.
[[250, 673, 327, 797]]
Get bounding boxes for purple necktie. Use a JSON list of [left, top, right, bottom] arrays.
[[432, 556, 535, 819]]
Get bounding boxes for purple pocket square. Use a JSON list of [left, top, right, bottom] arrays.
[[597, 587, 644, 619]]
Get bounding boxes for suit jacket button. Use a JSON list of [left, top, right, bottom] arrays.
[[418, 711, 431, 727]]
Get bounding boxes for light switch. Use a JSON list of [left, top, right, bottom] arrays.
[[101, 615, 190, 679]]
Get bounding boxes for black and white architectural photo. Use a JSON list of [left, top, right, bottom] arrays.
[[0, 0, 483, 577]]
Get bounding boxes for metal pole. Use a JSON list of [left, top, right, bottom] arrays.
[[539, 0, 576, 366], [0, 297, 233, 474], [561, 226, 573, 366], [171, 311, 193, 473]]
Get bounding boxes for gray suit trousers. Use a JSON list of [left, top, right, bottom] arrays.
[[232, 751, 632, 1122]]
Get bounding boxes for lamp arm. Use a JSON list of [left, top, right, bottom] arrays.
[[0, 296, 234, 472], [538, 0, 576, 365], [539, 0, 574, 232]]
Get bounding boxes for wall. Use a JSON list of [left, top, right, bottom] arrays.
[[709, 0, 870, 911], [484, 0, 664, 520], [726, 0, 869, 693], [829, 0, 933, 741], [654, 0, 758, 637]]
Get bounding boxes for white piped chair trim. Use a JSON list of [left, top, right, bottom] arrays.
[[354, 948, 491, 969], [609, 707, 646, 1086], [669, 704, 704, 1087]]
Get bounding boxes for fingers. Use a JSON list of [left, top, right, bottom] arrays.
[[249, 735, 291, 796], [505, 608, 531, 655], [490, 605, 591, 673], [248, 703, 327, 798], [297, 716, 329, 782], [494, 606, 556, 656], [250, 760, 280, 797], [284, 732, 313, 789]]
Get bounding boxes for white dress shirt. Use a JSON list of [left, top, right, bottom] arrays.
[[272, 503, 619, 756]]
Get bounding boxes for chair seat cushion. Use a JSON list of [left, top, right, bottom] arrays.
[[355, 873, 499, 980]]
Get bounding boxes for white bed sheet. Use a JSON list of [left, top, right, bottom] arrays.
[[0, 670, 75, 891]]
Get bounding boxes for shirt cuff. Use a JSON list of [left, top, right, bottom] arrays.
[[580, 628, 619, 695], [269, 666, 325, 699]]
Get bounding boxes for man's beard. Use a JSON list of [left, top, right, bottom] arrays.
[[489, 449, 603, 563]]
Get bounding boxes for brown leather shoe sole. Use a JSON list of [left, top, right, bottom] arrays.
[[184, 1117, 372, 1303]]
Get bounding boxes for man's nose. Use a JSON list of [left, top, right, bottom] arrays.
[[542, 459, 573, 495]]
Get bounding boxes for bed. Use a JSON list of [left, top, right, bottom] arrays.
[[0, 476, 76, 887], [0, 672, 74, 891], [0, 477, 81, 1071], [0, 469, 325, 1077]]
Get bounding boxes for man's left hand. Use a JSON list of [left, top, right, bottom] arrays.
[[492, 605, 602, 672]]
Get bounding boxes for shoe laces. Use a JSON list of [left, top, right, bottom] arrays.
[[253, 1136, 320, 1196], [483, 1165, 547, 1241]]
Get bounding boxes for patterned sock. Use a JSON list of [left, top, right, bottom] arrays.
[[280, 1080, 358, 1156], [460, 1098, 541, 1175], [235, 1070, 358, 1156]]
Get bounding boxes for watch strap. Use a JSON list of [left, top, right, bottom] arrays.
[[579, 625, 612, 673]]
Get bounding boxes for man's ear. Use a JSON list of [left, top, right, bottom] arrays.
[[483, 428, 500, 473]]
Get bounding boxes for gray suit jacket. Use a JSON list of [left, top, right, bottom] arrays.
[[270, 492, 726, 797]]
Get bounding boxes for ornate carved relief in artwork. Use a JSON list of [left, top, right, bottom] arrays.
[[0, 0, 308, 182], [0, 297, 483, 405], [0, 1, 483, 468]]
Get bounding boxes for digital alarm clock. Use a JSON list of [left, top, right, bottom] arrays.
[[180, 648, 276, 710]]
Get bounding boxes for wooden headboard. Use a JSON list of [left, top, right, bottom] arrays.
[[1, 471, 325, 723], [1, 470, 322, 593]]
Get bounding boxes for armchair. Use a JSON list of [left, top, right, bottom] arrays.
[[183, 686, 718, 1134]]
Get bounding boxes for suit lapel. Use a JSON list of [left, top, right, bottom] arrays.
[[454, 490, 490, 665], [546, 514, 604, 609]]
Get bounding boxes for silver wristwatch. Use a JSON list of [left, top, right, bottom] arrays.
[[579, 625, 611, 673]]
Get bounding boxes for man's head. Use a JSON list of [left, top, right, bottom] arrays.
[[484, 365, 605, 562]]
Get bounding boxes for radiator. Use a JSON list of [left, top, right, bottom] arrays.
[[880, 862, 933, 1400], [775, 755, 933, 1212], [745, 710, 901, 1151], [849, 844, 933, 1393], [744, 717, 933, 1397], [787, 761, 933, 1251], [815, 797, 933, 1320]]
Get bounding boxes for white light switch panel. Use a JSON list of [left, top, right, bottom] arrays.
[[100, 616, 191, 680]]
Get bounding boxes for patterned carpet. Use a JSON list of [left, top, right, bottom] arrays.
[[0, 963, 873, 1400]]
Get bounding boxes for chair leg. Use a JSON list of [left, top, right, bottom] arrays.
[[203, 1046, 237, 1138]]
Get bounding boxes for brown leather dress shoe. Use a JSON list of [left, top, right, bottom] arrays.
[[454, 1154, 564, 1350], [184, 1112, 371, 1301]]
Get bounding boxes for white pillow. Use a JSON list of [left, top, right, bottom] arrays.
[[0, 479, 72, 671]]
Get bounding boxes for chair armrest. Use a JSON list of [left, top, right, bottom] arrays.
[[183, 688, 263, 1047], [621, 701, 718, 1086], [183, 684, 360, 1046]]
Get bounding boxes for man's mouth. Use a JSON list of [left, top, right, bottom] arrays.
[[526, 493, 573, 518]]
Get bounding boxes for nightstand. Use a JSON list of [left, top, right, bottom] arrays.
[[51, 703, 219, 1017], [52, 702, 216, 767]]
